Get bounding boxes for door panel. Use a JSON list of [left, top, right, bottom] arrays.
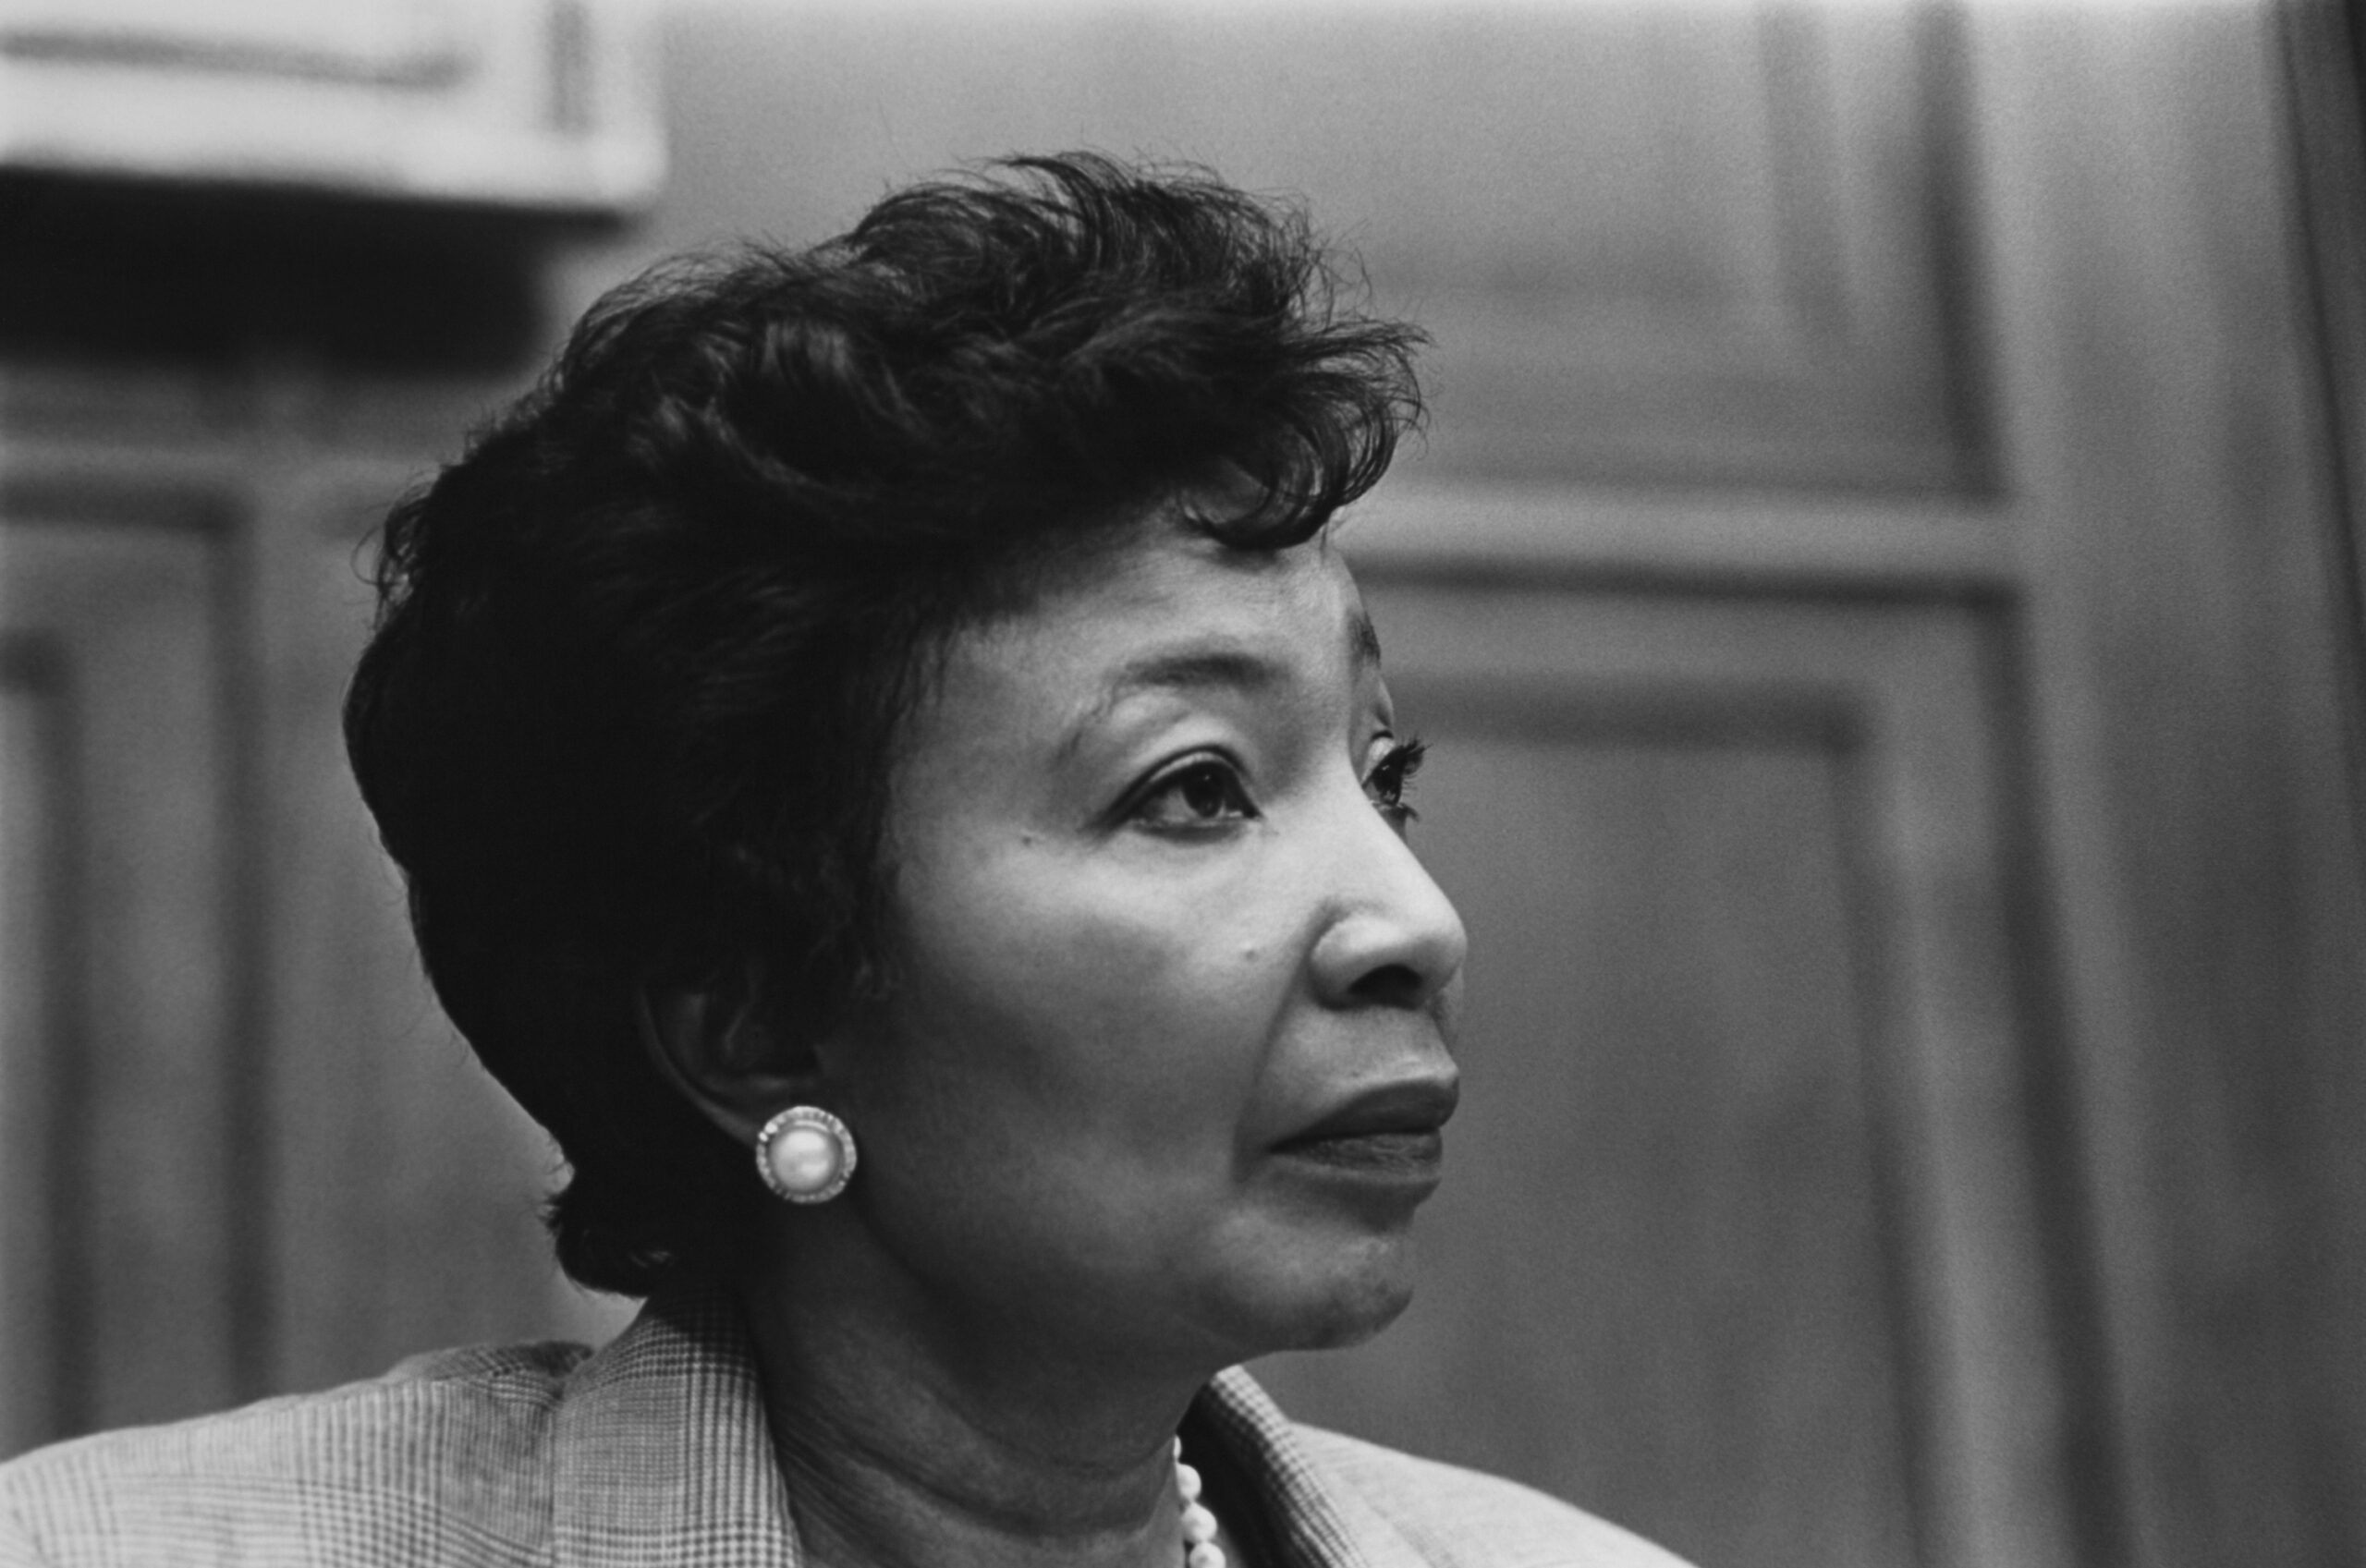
[[257, 484, 629, 1393], [0, 519, 235, 1454], [1256, 579, 2074, 1568], [0, 634, 68, 1457]]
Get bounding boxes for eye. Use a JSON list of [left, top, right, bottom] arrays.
[[1364, 736, 1426, 831], [1130, 757, 1259, 832]]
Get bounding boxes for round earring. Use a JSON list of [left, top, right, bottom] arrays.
[[754, 1105, 858, 1204]]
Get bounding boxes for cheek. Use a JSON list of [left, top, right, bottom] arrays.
[[835, 854, 1309, 1312], [869, 845, 1294, 1160]]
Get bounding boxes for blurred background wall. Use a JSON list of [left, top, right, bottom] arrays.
[[4, 3, 2365, 1567]]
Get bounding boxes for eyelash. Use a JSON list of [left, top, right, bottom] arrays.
[[1366, 737, 1426, 825], [1124, 737, 1429, 833], [1129, 755, 1258, 832]]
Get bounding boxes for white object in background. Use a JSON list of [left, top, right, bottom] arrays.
[[0, 0, 663, 213]]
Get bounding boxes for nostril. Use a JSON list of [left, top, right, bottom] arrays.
[[1349, 962, 1431, 1008]]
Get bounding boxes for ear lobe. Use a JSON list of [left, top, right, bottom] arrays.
[[635, 982, 819, 1146]]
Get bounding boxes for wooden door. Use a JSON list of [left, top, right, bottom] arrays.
[[0, 511, 239, 1451], [1256, 581, 2069, 1568], [251, 462, 630, 1396], [4, 6, 2363, 1568]]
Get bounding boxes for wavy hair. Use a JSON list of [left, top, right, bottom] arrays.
[[344, 153, 1424, 1295]]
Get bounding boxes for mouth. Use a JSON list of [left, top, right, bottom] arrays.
[[1271, 1078, 1458, 1179]]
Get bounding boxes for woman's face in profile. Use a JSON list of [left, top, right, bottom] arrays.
[[827, 494, 1468, 1366]]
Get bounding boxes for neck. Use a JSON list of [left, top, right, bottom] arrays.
[[732, 1235, 1222, 1568]]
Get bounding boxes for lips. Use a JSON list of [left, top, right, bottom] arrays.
[[1273, 1077, 1459, 1176]]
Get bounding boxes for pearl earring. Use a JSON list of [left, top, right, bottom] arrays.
[[754, 1106, 858, 1204]]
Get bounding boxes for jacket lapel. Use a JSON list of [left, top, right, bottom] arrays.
[[543, 1289, 1421, 1568], [1201, 1368, 1433, 1568], [551, 1284, 801, 1567]]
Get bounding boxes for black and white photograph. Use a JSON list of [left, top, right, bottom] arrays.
[[2, 2, 2362, 1565]]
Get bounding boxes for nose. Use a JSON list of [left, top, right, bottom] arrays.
[[1307, 785, 1470, 1012]]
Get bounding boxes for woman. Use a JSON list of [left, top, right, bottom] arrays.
[[0, 155, 1687, 1568]]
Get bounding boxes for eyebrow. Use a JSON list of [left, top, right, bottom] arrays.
[[1348, 605, 1381, 674], [1055, 611, 1384, 762], [1056, 647, 1283, 762]]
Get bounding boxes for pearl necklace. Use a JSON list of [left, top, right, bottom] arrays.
[[1174, 1439, 1226, 1568]]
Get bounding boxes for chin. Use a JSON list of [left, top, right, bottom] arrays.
[[1284, 1272, 1416, 1351], [1211, 1226, 1421, 1355]]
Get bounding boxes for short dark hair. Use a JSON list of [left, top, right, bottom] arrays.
[[344, 153, 1424, 1296]]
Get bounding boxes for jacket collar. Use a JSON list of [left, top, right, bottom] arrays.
[[1195, 1366, 1428, 1568], [548, 1283, 1426, 1568], [551, 1284, 799, 1565]]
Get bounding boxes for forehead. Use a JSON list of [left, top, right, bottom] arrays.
[[911, 514, 1371, 753], [1014, 513, 1356, 646]]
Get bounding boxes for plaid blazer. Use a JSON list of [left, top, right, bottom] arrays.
[[0, 1287, 1688, 1567]]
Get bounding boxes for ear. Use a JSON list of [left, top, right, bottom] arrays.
[[635, 974, 819, 1148]]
